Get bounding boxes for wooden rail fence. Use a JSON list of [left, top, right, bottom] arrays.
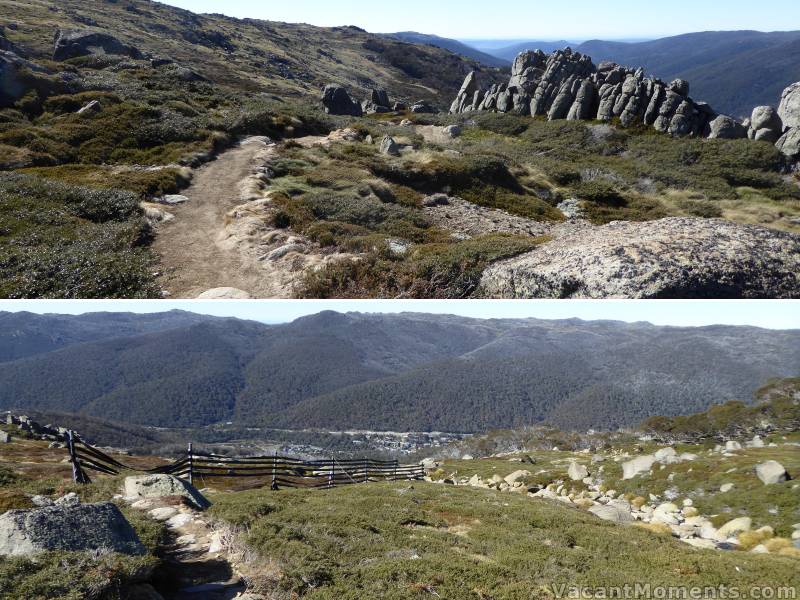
[[66, 431, 425, 489]]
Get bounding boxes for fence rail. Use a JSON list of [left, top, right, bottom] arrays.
[[66, 431, 425, 489]]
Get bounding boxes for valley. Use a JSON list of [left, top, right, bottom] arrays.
[[1, 378, 798, 598], [1, 310, 797, 436]]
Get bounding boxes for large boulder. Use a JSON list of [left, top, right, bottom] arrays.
[[480, 218, 800, 299], [621, 455, 656, 480], [504, 469, 531, 485], [0, 501, 145, 556], [588, 504, 634, 523], [380, 135, 400, 156], [717, 516, 752, 538], [567, 462, 589, 481], [755, 461, 789, 485], [778, 82, 800, 130], [749, 106, 783, 143], [776, 127, 800, 159], [707, 115, 747, 139], [321, 84, 363, 116], [53, 29, 143, 61], [124, 474, 210, 509]]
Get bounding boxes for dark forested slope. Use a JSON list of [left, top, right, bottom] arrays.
[[0, 311, 797, 431]]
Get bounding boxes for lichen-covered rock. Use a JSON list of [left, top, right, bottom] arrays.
[[708, 115, 747, 139], [755, 461, 789, 485], [588, 504, 634, 523], [124, 474, 210, 509], [0, 502, 145, 556], [750, 106, 783, 133], [778, 82, 800, 129], [621, 455, 656, 480], [480, 218, 800, 299], [380, 135, 400, 156], [776, 127, 800, 159], [53, 29, 143, 61], [321, 84, 362, 116], [568, 462, 589, 481]]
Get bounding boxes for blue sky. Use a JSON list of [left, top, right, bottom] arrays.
[[0, 300, 797, 329], [160, 0, 799, 39]]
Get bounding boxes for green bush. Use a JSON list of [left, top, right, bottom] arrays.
[[0, 173, 158, 298], [299, 234, 544, 299], [574, 180, 626, 205]]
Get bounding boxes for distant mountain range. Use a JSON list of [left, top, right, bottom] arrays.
[[401, 30, 800, 118], [1, 311, 797, 433]]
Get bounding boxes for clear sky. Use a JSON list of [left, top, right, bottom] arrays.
[[0, 300, 797, 329], [159, 0, 799, 39]]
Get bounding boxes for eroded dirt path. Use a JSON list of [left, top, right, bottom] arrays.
[[153, 138, 276, 298], [152, 136, 353, 299]]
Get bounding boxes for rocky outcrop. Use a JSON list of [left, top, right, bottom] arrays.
[[363, 88, 391, 114], [451, 49, 714, 138], [0, 500, 145, 556], [53, 29, 143, 61], [479, 217, 800, 299], [321, 84, 363, 116], [123, 474, 210, 509], [451, 50, 800, 161]]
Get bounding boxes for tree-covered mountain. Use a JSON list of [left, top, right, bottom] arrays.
[[482, 30, 800, 117], [384, 32, 510, 68], [0, 310, 213, 362], [0, 311, 797, 432]]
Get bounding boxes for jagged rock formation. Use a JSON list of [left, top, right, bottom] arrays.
[[451, 49, 716, 137], [4, 412, 69, 443], [479, 217, 800, 299], [53, 29, 143, 61], [0, 499, 145, 556], [451, 49, 800, 160], [362, 88, 391, 114]]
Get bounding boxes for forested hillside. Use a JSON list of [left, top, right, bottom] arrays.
[[0, 311, 797, 432]]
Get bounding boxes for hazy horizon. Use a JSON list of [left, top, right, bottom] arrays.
[[158, 0, 799, 39], [0, 300, 798, 330]]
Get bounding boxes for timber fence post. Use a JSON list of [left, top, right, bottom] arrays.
[[188, 442, 193, 486], [67, 430, 87, 484], [328, 458, 334, 489], [271, 451, 278, 490]]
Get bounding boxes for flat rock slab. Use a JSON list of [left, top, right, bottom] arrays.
[[0, 502, 145, 556], [480, 217, 800, 299]]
